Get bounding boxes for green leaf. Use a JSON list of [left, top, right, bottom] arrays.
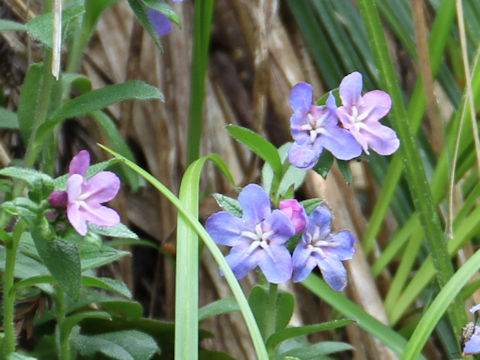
[[198, 298, 240, 322], [32, 235, 81, 299], [0, 107, 19, 129], [17, 62, 43, 144], [0, 19, 26, 32], [7, 353, 38, 360], [89, 223, 139, 240], [72, 330, 159, 360], [300, 199, 323, 214], [2, 198, 40, 225], [277, 341, 354, 360], [98, 300, 143, 319], [127, 0, 163, 50], [142, 0, 181, 25], [35, 81, 163, 150], [61, 311, 112, 343], [26, 5, 85, 48], [275, 291, 295, 333], [212, 193, 242, 217], [91, 110, 139, 191], [227, 125, 283, 176], [336, 160, 352, 185], [312, 151, 334, 179], [82, 276, 132, 298], [175, 154, 235, 360], [262, 143, 306, 199], [249, 286, 294, 340], [266, 319, 355, 350], [79, 243, 130, 271], [0, 167, 54, 189], [62, 73, 92, 93]]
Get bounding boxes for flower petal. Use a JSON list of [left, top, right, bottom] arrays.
[[67, 174, 84, 201], [147, 9, 173, 36], [339, 72, 362, 108], [48, 190, 68, 208], [67, 202, 88, 236], [318, 255, 348, 291], [258, 245, 292, 283], [263, 209, 295, 245], [238, 184, 271, 226], [464, 328, 480, 355], [290, 82, 313, 113], [327, 231, 356, 261], [319, 127, 362, 160], [305, 206, 332, 242], [360, 90, 392, 123], [225, 244, 261, 280], [288, 142, 320, 170], [82, 171, 121, 203], [470, 304, 480, 314], [360, 122, 400, 155], [292, 242, 317, 282], [325, 92, 337, 113], [81, 203, 120, 227], [206, 211, 249, 246], [279, 199, 307, 234], [69, 150, 90, 177]]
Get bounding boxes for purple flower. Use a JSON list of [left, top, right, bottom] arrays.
[[288, 82, 362, 170], [278, 199, 307, 235], [206, 184, 295, 283], [48, 150, 121, 236], [292, 206, 355, 290], [463, 304, 480, 356], [147, 0, 184, 37], [336, 72, 400, 155]]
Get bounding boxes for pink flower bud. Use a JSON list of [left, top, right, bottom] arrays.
[[279, 199, 307, 234], [48, 190, 68, 208]]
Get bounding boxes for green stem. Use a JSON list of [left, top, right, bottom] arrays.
[[55, 287, 70, 360], [2, 221, 26, 357], [22, 49, 54, 170]]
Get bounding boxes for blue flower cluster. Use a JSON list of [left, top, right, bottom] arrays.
[[206, 184, 355, 291]]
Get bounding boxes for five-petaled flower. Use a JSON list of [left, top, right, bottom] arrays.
[[292, 206, 355, 291], [48, 150, 120, 236], [206, 184, 295, 284], [462, 304, 480, 356], [288, 82, 362, 169], [147, 0, 184, 37], [336, 72, 400, 155]]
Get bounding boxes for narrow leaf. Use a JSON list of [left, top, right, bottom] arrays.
[[227, 125, 282, 175], [0, 107, 19, 129], [17, 63, 43, 144], [198, 298, 240, 322], [0, 19, 26, 32]]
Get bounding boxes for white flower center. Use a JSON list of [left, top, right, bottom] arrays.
[[299, 112, 328, 144], [240, 222, 275, 256], [305, 229, 339, 258]]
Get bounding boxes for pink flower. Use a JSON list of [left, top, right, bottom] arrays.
[[279, 199, 307, 234], [49, 150, 120, 236], [336, 72, 400, 155]]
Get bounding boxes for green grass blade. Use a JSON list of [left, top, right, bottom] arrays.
[[301, 275, 425, 359], [401, 250, 480, 360], [99, 145, 268, 360], [357, 0, 465, 334], [175, 153, 236, 359], [186, 0, 214, 165]]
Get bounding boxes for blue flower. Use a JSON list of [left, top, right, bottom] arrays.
[[288, 82, 362, 170], [463, 304, 480, 356], [206, 184, 295, 283], [147, 0, 184, 37], [292, 206, 355, 290]]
